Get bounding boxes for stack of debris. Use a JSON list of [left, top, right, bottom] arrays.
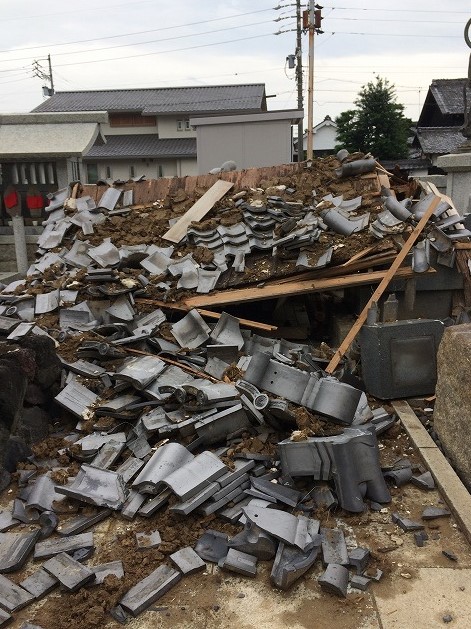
[[0, 151, 468, 627]]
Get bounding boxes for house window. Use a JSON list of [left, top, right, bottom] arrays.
[[70, 160, 80, 182], [157, 164, 163, 178], [109, 113, 157, 127], [177, 119, 190, 131], [86, 163, 99, 184], [129, 165, 135, 179], [105, 166, 112, 179]]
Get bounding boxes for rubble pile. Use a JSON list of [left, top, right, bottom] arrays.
[[0, 152, 467, 627]]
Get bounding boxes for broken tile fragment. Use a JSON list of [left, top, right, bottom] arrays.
[[219, 548, 258, 577], [318, 563, 349, 597], [43, 552, 95, 591], [92, 561, 125, 585], [350, 574, 371, 591], [20, 568, 58, 599], [0, 575, 35, 611], [421, 506, 451, 520], [136, 530, 161, 550], [119, 565, 181, 617], [194, 530, 229, 563], [391, 512, 424, 532], [34, 532, 94, 559], [170, 547, 206, 575]]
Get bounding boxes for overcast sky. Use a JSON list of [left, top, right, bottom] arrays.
[[1, 0, 470, 127]]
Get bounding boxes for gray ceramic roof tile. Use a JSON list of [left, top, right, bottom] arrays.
[[87, 135, 196, 160], [429, 78, 468, 115], [416, 126, 466, 155], [33, 84, 266, 114]]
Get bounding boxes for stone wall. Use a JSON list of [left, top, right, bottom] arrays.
[[433, 323, 471, 489]]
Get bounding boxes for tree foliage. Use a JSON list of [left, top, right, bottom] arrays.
[[335, 76, 411, 160]]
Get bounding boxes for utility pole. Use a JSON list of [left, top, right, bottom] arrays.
[[306, 0, 315, 161], [296, 0, 304, 161], [32, 54, 55, 96], [305, 2, 323, 160]]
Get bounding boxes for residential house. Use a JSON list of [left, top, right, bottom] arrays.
[[32, 84, 268, 182], [294, 115, 338, 160], [413, 78, 469, 167]]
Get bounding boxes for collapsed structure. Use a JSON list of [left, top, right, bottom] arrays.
[[0, 151, 466, 627]]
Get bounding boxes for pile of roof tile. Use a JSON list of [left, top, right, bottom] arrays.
[[0, 151, 465, 626]]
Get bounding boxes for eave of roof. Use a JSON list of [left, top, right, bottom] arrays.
[[0, 122, 103, 159], [84, 135, 196, 160], [416, 126, 466, 155]]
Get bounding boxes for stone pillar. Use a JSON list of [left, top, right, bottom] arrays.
[[436, 152, 471, 214], [433, 323, 471, 489]]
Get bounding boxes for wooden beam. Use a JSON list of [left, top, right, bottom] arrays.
[[269, 251, 397, 286], [182, 266, 434, 309], [162, 180, 233, 243], [325, 194, 443, 374], [134, 299, 278, 332]]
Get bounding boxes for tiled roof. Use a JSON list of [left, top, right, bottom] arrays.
[[85, 135, 196, 159], [381, 158, 431, 171], [416, 126, 466, 155], [429, 79, 469, 115], [32, 84, 266, 115]]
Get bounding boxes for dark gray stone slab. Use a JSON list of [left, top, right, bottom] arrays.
[[34, 532, 94, 559], [20, 568, 58, 599], [43, 552, 95, 591], [119, 565, 181, 617], [170, 547, 206, 575], [0, 575, 34, 611]]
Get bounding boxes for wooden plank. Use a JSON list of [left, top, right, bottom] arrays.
[[454, 242, 471, 250], [134, 299, 277, 332], [162, 180, 234, 243], [393, 400, 471, 546], [325, 194, 443, 374], [182, 266, 434, 309]]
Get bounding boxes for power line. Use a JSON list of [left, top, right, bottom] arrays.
[[52, 32, 285, 70], [0, 20, 272, 64], [0, 8, 276, 55], [322, 6, 470, 13]]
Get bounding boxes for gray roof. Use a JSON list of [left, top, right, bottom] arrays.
[[416, 126, 466, 155], [85, 135, 196, 160], [32, 84, 266, 115], [429, 79, 468, 116], [0, 122, 103, 158]]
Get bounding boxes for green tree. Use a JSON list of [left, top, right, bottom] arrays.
[[335, 76, 411, 160]]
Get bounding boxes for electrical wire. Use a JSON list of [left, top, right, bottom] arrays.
[[0, 8, 276, 55]]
